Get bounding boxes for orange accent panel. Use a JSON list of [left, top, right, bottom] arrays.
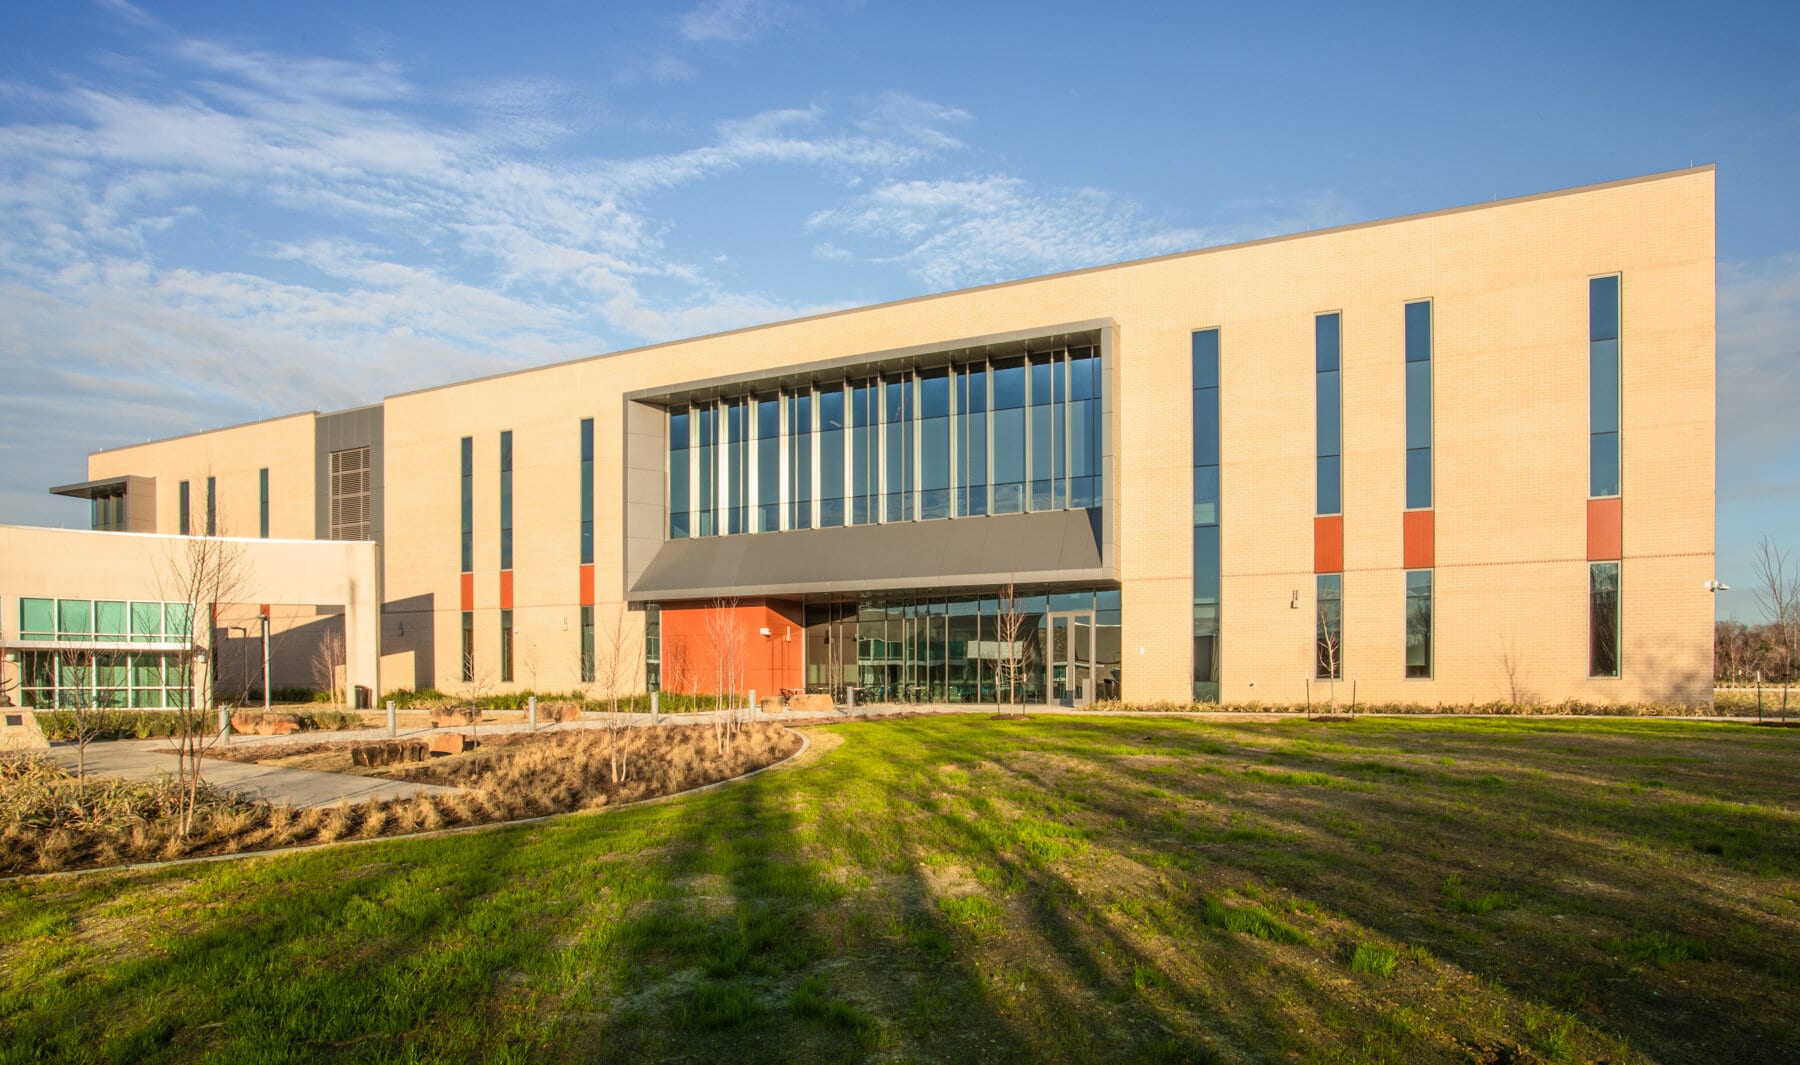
[[658, 598, 806, 698], [1313, 515, 1343, 574], [1587, 497, 1623, 561], [499, 570, 513, 610], [579, 564, 595, 606], [460, 572, 474, 612], [1403, 510, 1435, 570], [258, 604, 270, 618]]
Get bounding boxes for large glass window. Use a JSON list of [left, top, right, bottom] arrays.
[[1028, 354, 1062, 511], [1070, 350, 1100, 508], [1590, 562, 1620, 677], [1405, 300, 1432, 510], [696, 405, 717, 537], [726, 399, 747, 535], [756, 395, 780, 532], [787, 392, 813, 530], [920, 370, 950, 520], [851, 381, 878, 525], [1316, 313, 1343, 516], [1405, 570, 1432, 679], [665, 344, 1102, 538], [1590, 275, 1622, 498], [957, 365, 988, 517], [819, 388, 845, 527], [883, 376, 913, 523], [1316, 573, 1343, 680], [1192, 329, 1222, 701], [991, 358, 1027, 514]]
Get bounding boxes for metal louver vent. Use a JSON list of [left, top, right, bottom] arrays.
[[328, 446, 372, 541]]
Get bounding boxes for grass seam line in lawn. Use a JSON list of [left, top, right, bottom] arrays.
[[0, 727, 811, 886]]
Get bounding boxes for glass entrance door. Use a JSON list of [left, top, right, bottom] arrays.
[[1047, 612, 1095, 706]]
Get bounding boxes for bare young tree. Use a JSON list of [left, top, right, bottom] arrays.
[[1751, 537, 1800, 682], [585, 603, 644, 785], [310, 622, 347, 707], [702, 599, 745, 751], [1750, 537, 1800, 715], [160, 523, 250, 837], [994, 582, 1029, 715], [58, 650, 108, 784]]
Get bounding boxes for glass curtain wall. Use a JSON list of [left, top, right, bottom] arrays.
[[666, 346, 1101, 539], [793, 586, 1120, 706]]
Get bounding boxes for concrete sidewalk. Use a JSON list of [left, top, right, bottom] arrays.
[[48, 739, 459, 810]]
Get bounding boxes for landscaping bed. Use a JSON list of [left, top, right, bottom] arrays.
[[0, 722, 801, 876]]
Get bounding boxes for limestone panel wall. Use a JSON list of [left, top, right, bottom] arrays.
[[78, 168, 1715, 705]]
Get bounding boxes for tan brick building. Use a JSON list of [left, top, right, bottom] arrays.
[[31, 167, 1716, 708]]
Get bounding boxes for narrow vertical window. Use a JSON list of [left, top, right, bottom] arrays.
[[1590, 275, 1621, 498], [882, 375, 913, 522], [499, 431, 513, 570], [178, 480, 190, 536], [205, 476, 216, 536], [1590, 562, 1620, 677], [851, 381, 878, 525], [920, 369, 950, 520], [580, 418, 594, 562], [1316, 573, 1343, 680], [990, 358, 1026, 514], [696, 405, 716, 537], [1069, 348, 1100, 508], [1316, 313, 1343, 515], [957, 364, 988, 516], [819, 387, 845, 527], [580, 605, 595, 682], [460, 437, 474, 572], [258, 468, 270, 538], [461, 610, 474, 682], [726, 399, 747, 534], [500, 608, 514, 683], [668, 409, 691, 539], [1192, 329, 1221, 701], [644, 604, 662, 692], [1028, 354, 1059, 511], [1405, 570, 1432, 678], [787, 391, 813, 530], [1405, 300, 1432, 509], [756, 394, 780, 532]]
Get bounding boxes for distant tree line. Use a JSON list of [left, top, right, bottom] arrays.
[[1716, 536, 1800, 685]]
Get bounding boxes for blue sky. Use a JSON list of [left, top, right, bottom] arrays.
[[1, 0, 1794, 620]]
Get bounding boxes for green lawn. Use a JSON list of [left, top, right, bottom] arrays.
[[2, 716, 1796, 1063]]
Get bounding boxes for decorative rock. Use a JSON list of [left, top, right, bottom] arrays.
[[542, 701, 582, 722], [760, 696, 785, 715], [430, 706, 480, 728], [788, 693, 834, 714], [429, 733, 473, 756], [352, 740, 429, 767]]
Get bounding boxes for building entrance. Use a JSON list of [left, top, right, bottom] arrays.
[[1048, 611, 1095, 707]]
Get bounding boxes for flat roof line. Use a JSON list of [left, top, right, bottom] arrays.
[[88, 409, 320, 458]]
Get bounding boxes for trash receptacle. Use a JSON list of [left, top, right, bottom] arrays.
[[354, 685, 372, 710]]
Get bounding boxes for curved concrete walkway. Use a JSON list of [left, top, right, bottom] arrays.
[[48, 739, 460, 810]]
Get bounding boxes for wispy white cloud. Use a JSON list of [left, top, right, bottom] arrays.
[[1717, 254, 1800, 493], [807, 176, 1217, 290], [677, 0, 791, 44], [0, 20, 974, 523]]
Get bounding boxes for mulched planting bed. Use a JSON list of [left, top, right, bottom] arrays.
[[1, 722, 800, 876]]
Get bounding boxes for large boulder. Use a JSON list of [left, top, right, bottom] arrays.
[[788, 693, 835, 714], [429, 733, 473, 756]]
